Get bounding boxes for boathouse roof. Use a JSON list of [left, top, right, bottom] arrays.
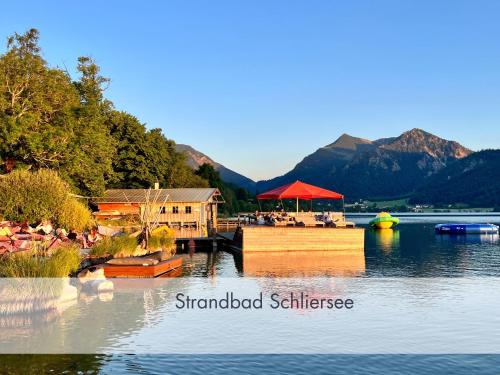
[[97, 188, 224, 204]]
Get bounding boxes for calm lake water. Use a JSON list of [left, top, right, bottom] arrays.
[[1, 215, 499, 374]]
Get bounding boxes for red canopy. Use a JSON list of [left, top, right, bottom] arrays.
[[257, 180, 343, 200]]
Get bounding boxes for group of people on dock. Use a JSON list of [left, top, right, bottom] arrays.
[[253, 210, 340, 227], [254, 210, 289, 225]]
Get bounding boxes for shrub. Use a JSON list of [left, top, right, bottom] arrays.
[[89, 235, 138, 258], [0, 243, 81, 277], [148, 226, 175, 251], [0, 169, 93, 230], [148, 233, 175, 252], [58, 198, 94, 232]]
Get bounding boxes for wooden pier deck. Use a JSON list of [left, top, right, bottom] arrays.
[[233, 225, 364, 252], [103, 256, 183, 278]]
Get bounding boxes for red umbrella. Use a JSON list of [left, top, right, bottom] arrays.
[[257, 180, 343, 213]]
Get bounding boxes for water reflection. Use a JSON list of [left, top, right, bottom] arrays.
[[435, 233, 499, 245], [373, 229, 400, 253], [0, 277, 192, 354], [243, 250, 365, 277]]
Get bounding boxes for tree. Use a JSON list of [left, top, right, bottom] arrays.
[[63, 56, 116, 195], [195, 163, 257, 215], [107, 113, 208, 189], [107, 111, 152, 188], [0, 29, 79, 170]]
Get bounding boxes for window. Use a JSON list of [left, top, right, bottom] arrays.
[[160, 206, 166, 214], [172, 206, 179, 214], [185, 206, 192, 214]]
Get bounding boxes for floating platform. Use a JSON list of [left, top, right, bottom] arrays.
[[103, 255, 183, 278], [435, 223, 499, 235], [232, 226, 365, 252]]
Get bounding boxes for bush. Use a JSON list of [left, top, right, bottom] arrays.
[[0, 169, 93, 230], [58, 198, 94, 232], [89, 235, 138, 258], [148, 226, 176, 252], [148, 233, 175, 251], [0, 243, 81, 277]]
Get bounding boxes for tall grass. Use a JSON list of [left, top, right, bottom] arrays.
[[0, 243, 81, 277], [89, 236, 138, 258]]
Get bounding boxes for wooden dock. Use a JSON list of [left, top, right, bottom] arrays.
[[103, 256, 183, 278], [233, 226, 365, 252]]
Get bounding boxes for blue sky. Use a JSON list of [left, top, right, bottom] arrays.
[[1, 0, 499, 180]]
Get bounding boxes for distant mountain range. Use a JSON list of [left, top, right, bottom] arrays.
[[177, 129, 500, 207], [256, 128, 472, 200], [175, 144, 256, 192]]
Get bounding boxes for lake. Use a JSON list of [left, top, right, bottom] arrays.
[[1, 215, 499, 374]]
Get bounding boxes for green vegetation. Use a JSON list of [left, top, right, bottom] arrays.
[[89, 235, 138, 258], [195, 163, 258, 215], [0, 169, 93, 230], [148, 233, 175, 252], [410, 150, 500, 208], [0, 243, 81, 277], [0, 29, 206, 196]]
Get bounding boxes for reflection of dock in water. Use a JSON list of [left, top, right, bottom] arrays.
[[243, 250, 365, 277]]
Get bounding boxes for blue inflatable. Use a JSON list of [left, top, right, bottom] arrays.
[[435, 223, 499, 234]]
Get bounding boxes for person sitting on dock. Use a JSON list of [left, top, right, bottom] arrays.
[[55, 228, 69, 241], [35, 219, 54, 235], [67, 229, 78, 241], [324, 212, 334, 227], [18, 220, 34, 234], [86, 227, 102, 247]]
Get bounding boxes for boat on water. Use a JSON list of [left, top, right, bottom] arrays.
[[435, 223, 499, 235], [369, 212, 400, 229]]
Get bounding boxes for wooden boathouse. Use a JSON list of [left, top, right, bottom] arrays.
[[95, 188, 224, 238]]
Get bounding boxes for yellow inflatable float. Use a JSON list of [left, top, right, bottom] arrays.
[[369, 212, 400, 229]]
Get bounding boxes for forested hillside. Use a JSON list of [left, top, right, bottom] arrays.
[[410, 150, 500, 207]]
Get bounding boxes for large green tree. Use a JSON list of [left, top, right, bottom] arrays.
[[107, 112, 207, 189], [0, 29, 79, 170], [1, 28, 208, 196], [63, 56, 116, 195]]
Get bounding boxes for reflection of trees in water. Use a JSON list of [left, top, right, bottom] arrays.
[[0, 354, 108, 374], [0, 278, 191, 354]]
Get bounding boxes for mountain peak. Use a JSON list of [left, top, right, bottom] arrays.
[[382, 129, 471, 159], [325, 133, 372, 151], [404, 128, 430, 137]]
